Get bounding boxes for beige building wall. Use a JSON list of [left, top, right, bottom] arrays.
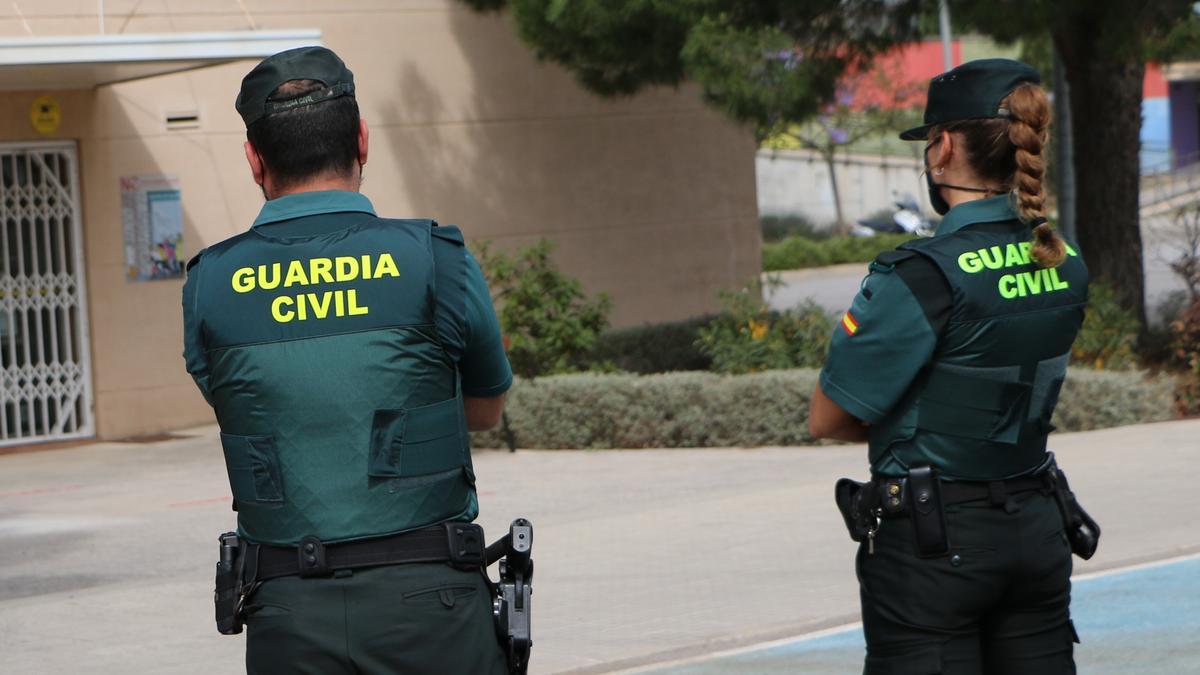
[[0, 1, 760, 440]]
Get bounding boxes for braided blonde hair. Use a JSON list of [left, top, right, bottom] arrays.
[[1003, 84, 1064, 268], [928, 82, 1066, 268]]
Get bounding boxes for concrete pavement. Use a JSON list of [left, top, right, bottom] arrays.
[[1, 419, 1198, 674], [639, 554, 1200, 674]]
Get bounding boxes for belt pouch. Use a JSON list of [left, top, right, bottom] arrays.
[[907, 465, 950, 557]]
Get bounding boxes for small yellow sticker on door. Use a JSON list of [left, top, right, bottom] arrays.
[[30, 96, 61, 134]]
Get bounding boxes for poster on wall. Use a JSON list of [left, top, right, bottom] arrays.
[[121, 175, 183, 282]]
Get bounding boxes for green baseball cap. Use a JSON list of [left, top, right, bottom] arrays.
[[235, 46, 355, 127], [899, 58, 1041, 141]]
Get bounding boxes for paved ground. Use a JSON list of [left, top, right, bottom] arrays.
[[639, 555, 1200, 674], [1, 419, 1198, 674]]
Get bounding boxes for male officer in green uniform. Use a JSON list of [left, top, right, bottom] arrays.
[[182, 46, 513, 674], [810, 59, 1098, 673]]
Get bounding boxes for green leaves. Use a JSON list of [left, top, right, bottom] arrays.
[[505, 0, 704, 96], [464, 0, 922, 132], [695, 278, 833, 374], [473, 239, 613, 379], [1071, 282, 1142, 371]]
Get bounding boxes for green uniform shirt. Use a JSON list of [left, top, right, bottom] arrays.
[[182, 190, 512, 403]]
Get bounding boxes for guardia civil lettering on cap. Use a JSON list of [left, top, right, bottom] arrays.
[[235, 46, 356, 127]]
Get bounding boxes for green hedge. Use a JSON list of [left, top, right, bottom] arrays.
[[471, 368, 1176, 449], [590, 316, 714, 374], [762, 233, 916, 272]]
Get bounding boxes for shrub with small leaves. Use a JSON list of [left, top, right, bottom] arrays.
[[1071, 282, 1140, 370], [473, 239, 612, 378], [695, 280, 833, 374], [1170, 299, 1200, 375], [469, 367, 1176, 449], [590, 316, 715, 374], [762, 232, 915, 271], [1170, 299, 1200, 416]]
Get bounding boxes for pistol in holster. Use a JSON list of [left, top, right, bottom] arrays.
[[487, 518, 533, 675], [214, 531, 247, 635], [834, 477, 879, 544], [1046, 456, 1101, 560]]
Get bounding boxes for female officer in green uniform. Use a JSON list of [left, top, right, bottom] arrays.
[[810, 59, 1094, 674]]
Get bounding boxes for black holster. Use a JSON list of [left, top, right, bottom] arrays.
[[487, 519, 533, 675], [214, 531, 246, 635], [834, 478, 876, 543], [1047, 457, 1101, 560]]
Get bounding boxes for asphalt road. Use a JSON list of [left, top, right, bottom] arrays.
[[1, 419, 1198, 674]]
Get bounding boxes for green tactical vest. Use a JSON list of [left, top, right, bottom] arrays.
[[192, 218, 477, 546], [868, 221, 1089, 481]]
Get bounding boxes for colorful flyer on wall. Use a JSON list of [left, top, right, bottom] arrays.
[[121, 174, 183, 281]]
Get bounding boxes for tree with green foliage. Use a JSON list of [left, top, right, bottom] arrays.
[[461, 0, 1199, 330], [950, 1, 1197, 329]]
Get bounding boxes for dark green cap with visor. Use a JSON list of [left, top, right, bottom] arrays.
[[235, 46, 355, 127], [900, 58, 1041, 141]]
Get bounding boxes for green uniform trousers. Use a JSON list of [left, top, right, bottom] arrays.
[[857, 489, 1076, 675], [243, 562, 508, 675]]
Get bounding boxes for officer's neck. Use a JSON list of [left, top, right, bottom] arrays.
[[263, 172, 361, 200], [940, 165, 1000, 211]]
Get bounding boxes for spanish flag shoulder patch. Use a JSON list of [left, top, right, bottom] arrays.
[[841, 311, 859, 336]]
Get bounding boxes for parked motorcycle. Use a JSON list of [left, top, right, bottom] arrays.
[[850, 194, 934, 238]]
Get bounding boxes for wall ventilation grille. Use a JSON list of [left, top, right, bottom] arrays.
[[165, 111, 200, 131]]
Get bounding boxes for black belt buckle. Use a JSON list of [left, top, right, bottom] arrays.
[[907, 465, 950, 557], [297, 536, 330, 578], [445, 522, 486, 569]]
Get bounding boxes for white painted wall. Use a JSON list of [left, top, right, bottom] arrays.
[[756, 148, 933, 228]]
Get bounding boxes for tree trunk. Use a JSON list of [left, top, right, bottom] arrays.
[[825, 149, 847, 234], [1055, 34, 1147, 327]]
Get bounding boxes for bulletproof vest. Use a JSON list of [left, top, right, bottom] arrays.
[[192, 218, 476, 546], [868, 221, 1089, 480]]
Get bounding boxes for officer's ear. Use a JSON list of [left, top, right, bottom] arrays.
[[244, 141, 266, 188], [929, 129, 953, 172], [357, 118, 369, 167]]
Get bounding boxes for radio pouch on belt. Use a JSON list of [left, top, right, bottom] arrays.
[[907, 465, 950, 557]]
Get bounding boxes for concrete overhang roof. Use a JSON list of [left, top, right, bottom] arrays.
[[0, 30, 321, 90]]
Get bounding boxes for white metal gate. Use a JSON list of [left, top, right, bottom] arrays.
[[0, 142, 93, 445]]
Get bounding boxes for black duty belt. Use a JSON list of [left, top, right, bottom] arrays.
[[872, 470, 1051, 518], [249, 522, 489, 582]]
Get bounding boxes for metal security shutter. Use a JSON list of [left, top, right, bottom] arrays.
[[0, 141, 93, 445]]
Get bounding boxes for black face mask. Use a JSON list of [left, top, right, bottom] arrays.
[[924, 169, 951, 216], [923, 142, 998, 216]]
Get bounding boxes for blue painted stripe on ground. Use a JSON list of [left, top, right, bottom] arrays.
[[649, 556, 1200, 674]]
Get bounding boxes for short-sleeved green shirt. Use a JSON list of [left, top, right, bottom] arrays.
[[182, 190, 512, 401], [819, 197, 1021, 425]]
